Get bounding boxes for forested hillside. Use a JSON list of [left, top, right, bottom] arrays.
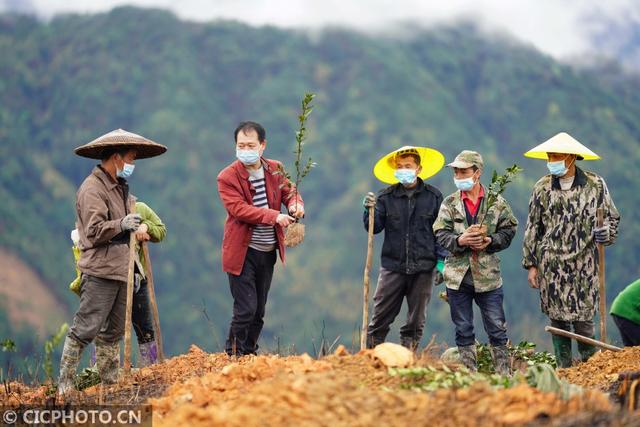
[[1, 7, 639, 372]]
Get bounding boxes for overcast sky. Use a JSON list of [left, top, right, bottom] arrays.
[[2, 0, 639, 58]]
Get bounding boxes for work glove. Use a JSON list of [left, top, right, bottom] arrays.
[[362, 192, 376, 209], [70, 229, 80, 246], [593, 224, 610, 244], [121, 213, 142, 231]]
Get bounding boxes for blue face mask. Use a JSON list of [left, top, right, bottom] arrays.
[[394, 169, 417, 186], [454, 177, 475, 192], [547, 160, 567, 176], [116, 162, 135, 179], [236, 149, 261, 165]]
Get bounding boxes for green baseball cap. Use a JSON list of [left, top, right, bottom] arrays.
[[446, 150, 483, 170]]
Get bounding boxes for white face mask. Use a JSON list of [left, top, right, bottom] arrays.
[[116, 160, 135, 178], [546, 160, 567, 176], [394, 168, 417, 186], [116, 155, 136, 179], [236, 149, 261, 165], [454, 177, 475, 191], [546, 155, 575, 177], [454, 170, 478, 192]]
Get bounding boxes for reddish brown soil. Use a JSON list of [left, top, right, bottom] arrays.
[[559, 347, 640, 389], [2, 345, 635, 426]]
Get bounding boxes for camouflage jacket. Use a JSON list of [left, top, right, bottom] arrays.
[[522, 167, 620, 321], [433, 186, 518, 292]]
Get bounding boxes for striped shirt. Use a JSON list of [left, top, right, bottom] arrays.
[[248, 167, 277, 252]]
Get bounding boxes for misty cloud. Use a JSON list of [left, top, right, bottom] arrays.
[[2, 0, 640, 59]]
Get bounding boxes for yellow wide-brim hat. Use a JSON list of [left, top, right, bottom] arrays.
[[524, 132, 600, 160], [373, 145, 445, 184]]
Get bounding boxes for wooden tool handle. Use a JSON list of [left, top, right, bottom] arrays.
[[545, 326, 620, 352], [142, 242, 164, 362], [123, 202, 137, 373], [361, 206, 375, 351], [596, 208, 607, 343]]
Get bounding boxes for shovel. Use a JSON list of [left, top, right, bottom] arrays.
[[123, 202, 137, 373], [142, 242, 165, 362], [361, 206, 375, 351], [545, 326, 621, 352]]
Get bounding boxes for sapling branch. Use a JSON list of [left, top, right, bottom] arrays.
[[276, 92, 318, 248], [478, 164, 523, 227]]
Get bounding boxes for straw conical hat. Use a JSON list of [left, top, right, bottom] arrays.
[[524, 132, 600, 160], [373, 146, 445, 184], [74, 129, 167, 159]]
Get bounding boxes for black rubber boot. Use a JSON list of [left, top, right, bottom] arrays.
[[552, 336, 572, 368]]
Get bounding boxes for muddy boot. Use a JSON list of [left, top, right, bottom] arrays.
[[400, 337, 419, 353], [57, 337, 85, 396], [458, 345, 477, 372], [90, 344, 96, 367], [577, 340, 597, 362], [366, 334, 384, 349], [491, 345, 511, 376], [552, 336, 572, 368], [95, 339, 120, 384], [138, 341, 158, 367]]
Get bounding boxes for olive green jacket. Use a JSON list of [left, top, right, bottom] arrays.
[[433, 187, 518, 292]]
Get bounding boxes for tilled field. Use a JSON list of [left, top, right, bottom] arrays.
[[1, 345, 638, 426], [559, 347, 640, 389]]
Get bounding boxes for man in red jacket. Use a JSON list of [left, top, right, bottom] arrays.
[[217, 121, 304, 356]]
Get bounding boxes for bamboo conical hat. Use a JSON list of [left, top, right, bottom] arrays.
[[373, 145, 445, 184], [524, 132, 600, 160], [74, 129, 167, 159]]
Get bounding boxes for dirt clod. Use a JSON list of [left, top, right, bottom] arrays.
[[2, 344, 636, 426], [559, 347, 640, 389]]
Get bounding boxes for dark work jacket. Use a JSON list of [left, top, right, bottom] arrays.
[[363, 178, 446, 274]]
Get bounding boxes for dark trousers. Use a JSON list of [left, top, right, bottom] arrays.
[[447, 283, 508, 347], [69, 274, 127, 346], [226, 248, 276, 356], [612, 314, 640, 346], [132, 280, 155, 344], [549, 318, 595, 338], [549, 318, 596, 365], [367, 267, 434, 348]]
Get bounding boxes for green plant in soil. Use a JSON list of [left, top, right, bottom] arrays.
[[44, 323, 68, 395], [390, 342, 556, 393], [510, 341, 556, 368], [1, 339, 17, 385], [75, 366, 101, 391], [390, 365, 520, 392], [1, 339, 16, 353], [477, 341, 556, 374]]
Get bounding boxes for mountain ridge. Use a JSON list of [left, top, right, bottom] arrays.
[[0, 6, 638, 370]]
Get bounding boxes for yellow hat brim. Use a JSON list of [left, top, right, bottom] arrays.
[[373, 146, 445, 184], [524, 132, 600, 160]]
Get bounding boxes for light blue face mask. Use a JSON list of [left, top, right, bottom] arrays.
[[546, 160, 567, 176], [116, 162, 135, 179], [454, 177, 475, 192], [236, 149, 261, 165], [394, 168, 417, 186]]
